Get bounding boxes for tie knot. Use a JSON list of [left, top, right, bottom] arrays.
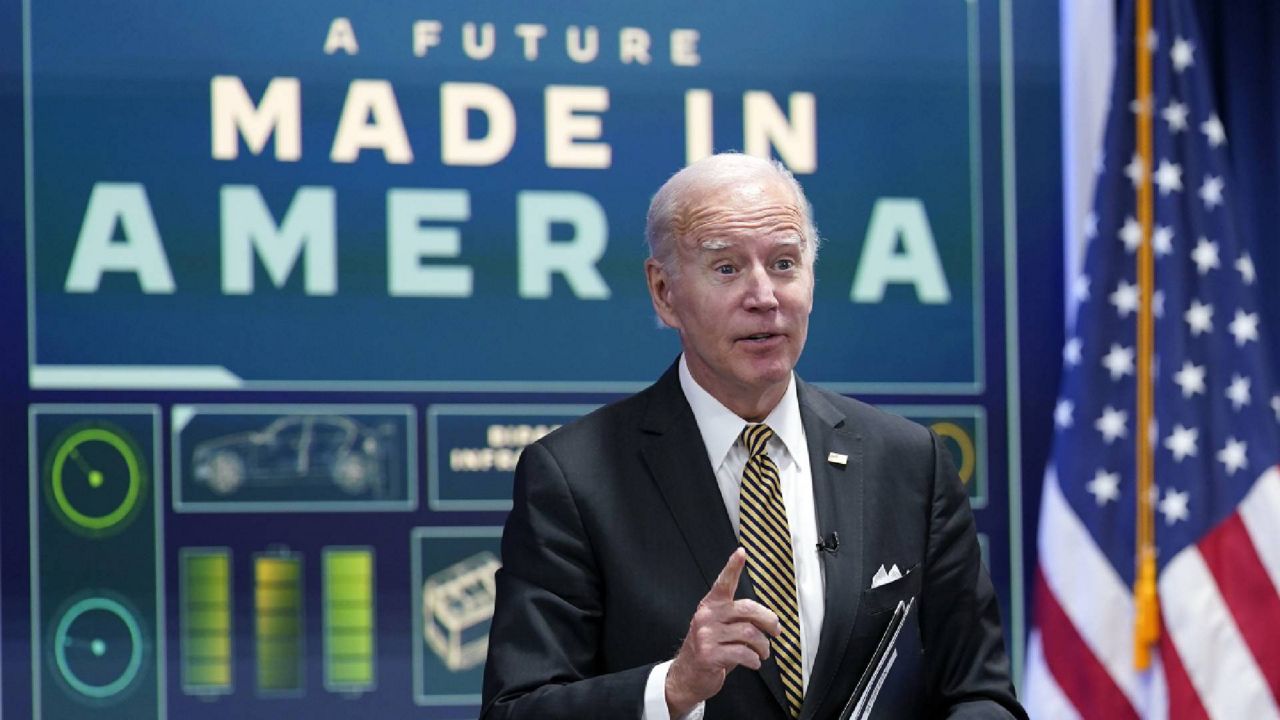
[[740, 423, 775, 457]]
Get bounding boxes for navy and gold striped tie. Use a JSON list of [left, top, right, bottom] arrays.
[[738, 423, 803, 718]]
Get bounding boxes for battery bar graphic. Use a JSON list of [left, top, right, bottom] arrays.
[[180, 548, 233, 694], [323, 547, 376, 691], [254, 552, 304, 695]]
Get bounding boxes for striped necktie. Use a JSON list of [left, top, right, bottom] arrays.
[[738, 423, 803, 718]]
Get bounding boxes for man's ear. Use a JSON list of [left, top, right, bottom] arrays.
[[645, 258, 680, 329]]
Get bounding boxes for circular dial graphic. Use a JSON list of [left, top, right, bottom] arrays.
[[930, 421, 976, 485], [47, 426, 146, 535], [53, 596, 145, 700]]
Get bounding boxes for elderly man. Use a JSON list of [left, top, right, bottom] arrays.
[[481, 153, 1026, 719]]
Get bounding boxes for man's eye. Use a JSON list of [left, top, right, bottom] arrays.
[[714, 264, 736, 275], [775, 258, 796, 271]]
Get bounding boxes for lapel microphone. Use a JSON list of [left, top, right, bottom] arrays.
[[816, 531, 840, 555]]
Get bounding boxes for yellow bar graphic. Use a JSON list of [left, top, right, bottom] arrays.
[[180, 548, 233, 695]]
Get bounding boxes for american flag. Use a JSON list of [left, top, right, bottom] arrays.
[[1024, 1, 1280, 718]]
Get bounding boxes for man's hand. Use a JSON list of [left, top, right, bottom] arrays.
[[665, 548, 782, 717]]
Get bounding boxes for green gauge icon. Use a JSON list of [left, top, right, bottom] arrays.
[[46, 424, 146, 536]]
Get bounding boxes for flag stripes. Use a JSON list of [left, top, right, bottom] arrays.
[[1025, 632, 1084, 720], [1160, 548, 1280, 718], [1036, 473, 1142, 706], [1033, 569, 1139, 719], [1198, 515, 1280, 701], [1155, 633, 1207, 720], [1239, 468, 1280, 590]]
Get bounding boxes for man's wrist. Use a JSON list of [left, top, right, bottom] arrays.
[[643, 659, 705, 720], [664, 659, 696, 718]]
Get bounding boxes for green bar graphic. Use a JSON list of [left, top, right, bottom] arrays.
[[180, 549, 232, 694], [255, 553, 304, 695], [323, 547, 375, 691]]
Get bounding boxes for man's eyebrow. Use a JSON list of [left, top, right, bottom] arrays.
[[696, 235, 803, 252]]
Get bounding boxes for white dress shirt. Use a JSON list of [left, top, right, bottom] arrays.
[[642, 355, 826, 720]]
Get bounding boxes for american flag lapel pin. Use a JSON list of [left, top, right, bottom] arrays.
[[827, 452, 848, 466]]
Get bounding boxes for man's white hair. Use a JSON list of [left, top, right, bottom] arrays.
[[644, 152, 821, 274]]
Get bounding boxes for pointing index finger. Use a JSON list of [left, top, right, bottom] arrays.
[[709, 547, 747, 601]]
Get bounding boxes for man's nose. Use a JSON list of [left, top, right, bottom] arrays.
[[742, 265, 780, 310]]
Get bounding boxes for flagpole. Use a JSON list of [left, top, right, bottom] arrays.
[[1133, 0, 1160, 671]]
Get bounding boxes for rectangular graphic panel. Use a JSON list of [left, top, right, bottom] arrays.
[[172, 405, 416, 512], [427, 405, 596, 511], [411, 527, 502, 711]]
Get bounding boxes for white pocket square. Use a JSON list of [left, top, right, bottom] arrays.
[[870, 563, 903, 589]]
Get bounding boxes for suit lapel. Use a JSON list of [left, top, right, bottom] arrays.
[[638, 362, 790, 715], [638, 364, 740, 587], [797, 382, 864, 720]]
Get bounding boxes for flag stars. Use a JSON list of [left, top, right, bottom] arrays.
[[1173, 360, 1206, 398], [1084, 212, 1098, 241], [1191, 238, 1220, 274], [1201, 114, 1227, 147], [1164, 424, 1199, 462], [1120, 216, 1143, 253], [1086, 469, 1121, 506], [1184, 299, 1213, 336], [1153, 290, 1165, 319], [1171, 37, 1196, 73], [1102, 344, 1136, 380], [1159, 488, 1191, 525], [1217, 437, 1248, 475], [1111, 280, 1139, 318], [1125, 156, 1147, 188], [1055, 400, 1074, 429], [1072, 275, 1091, 304], [1199, 175, 1225, 209], [1229, 309, 1259, 347], [1162, 101, 1189, 133], [1096, 406, 1129, 444], [1226, 374, 1252, 410], [1154, 159, 1183, 194], [1236, 253, 1256, 285], [1272, 395, 1280, 422], [1063, 337, 1083, 367], [1153, 225, 1174, 257]]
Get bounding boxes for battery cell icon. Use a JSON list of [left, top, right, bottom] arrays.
[[180, 548, 233, 695], [254, 552, 304, 696], [422, 551, 501, 672], [323, 547, 376, 692]]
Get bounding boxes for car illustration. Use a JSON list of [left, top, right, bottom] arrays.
[[191, 415, 393, 497]]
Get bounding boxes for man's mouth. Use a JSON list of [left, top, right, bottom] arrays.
[[741, 332, 782, 343]]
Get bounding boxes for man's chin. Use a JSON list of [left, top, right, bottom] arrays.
[[736, 361, 794, 392]]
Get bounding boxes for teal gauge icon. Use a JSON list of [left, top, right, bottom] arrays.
[[52, 596, 146, 701], [45, 423, 147, 537]]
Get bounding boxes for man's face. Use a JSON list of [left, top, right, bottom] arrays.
[[646, 174, 815, 418]]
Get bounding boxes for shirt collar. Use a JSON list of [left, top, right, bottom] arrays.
[[678, 354, 806, 471]]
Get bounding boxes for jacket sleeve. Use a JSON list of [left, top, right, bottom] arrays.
[[480, 440, 655, 719], [920, 430, 1029, 720]]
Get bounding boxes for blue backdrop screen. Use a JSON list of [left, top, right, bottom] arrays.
[[2, 1, 1057, 717]]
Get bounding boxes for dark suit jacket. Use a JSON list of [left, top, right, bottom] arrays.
[[481, 363, 1026, 719]]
